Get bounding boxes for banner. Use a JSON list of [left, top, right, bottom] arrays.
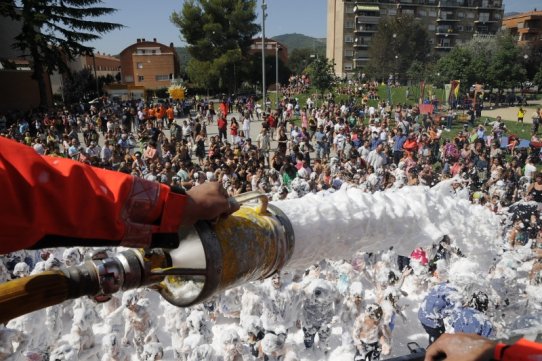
[[444, 84, 451, 107], [449, 80, 460, 105], [419, 104, 434, 114]]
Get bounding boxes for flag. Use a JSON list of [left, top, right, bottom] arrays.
[[453, 80, 460, 98], [420, 80, 425, 104]]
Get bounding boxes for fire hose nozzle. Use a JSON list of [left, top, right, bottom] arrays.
[[0, 192, 295, 322]]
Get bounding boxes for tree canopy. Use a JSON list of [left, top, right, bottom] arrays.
[[434, 32, 528, 94], [365, 15, 431, 82], [171, 0, 260, 93], [305, 57, 336, 97], [1, 0, 123, 107]]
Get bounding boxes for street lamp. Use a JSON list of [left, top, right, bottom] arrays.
[[275, 43, 281, 109], [261, 0, 267, 109]]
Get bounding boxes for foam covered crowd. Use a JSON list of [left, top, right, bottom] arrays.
[[1, 82, 542, 360]]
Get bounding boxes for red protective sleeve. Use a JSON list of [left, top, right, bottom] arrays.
[[494, 338, 542, 361], [0, 137, 188, 254]]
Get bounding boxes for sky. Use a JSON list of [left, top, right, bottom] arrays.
[[87, 0, 536, 55]]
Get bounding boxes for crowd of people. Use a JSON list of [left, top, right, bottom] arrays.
[[1, 86, 542, 360]]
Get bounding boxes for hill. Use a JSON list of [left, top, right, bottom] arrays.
[[175, 33, 325, 66], [271, 33, 325, 52]]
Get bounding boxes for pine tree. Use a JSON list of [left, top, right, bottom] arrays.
[[2, 0, 123, 107], [171, 0, 260, 93]]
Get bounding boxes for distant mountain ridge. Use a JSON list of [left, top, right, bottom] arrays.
[[271, 33, 326, 51], [175, 33, 326, 64]]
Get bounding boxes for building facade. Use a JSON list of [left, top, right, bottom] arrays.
[[502, 10, 542, 47], [119, 38, 179, 90], [249, 38, 289, 65], [0, 11, 52, 110], [327, 0, 504, 77]]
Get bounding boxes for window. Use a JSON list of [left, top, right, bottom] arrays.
[[479, 13, 489, 22], [345, 35, 354, 43], [137, 49, 145, 54], [125, 75, 134, 82], [457, 12, 465, 18], [344, 49, 354, 57], [456, 25, 464, 31], [345, 5, 354, 13], [388, 8, 397, 15], [138, 75, 144, 81], [428, 24, 436, 31], [466, 12, 474, 19], [345, 21, 354, 29], [137, 62, 143, 69], [344, 63, 353, 71], [428, 10, 437, 17], [155, 75, 170, 81], [418, 9, 427, 16], [152, 50, 156, 54]]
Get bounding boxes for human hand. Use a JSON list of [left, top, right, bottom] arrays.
[[424, 333, 496, 361], [182, 181, 240, 226]]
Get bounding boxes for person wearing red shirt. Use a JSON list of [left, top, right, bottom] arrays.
[[219, 100, 229, 118], [403, 133, 418, 153], [0, 137, 238, 254], [166, 106, 175, 128], [425, 333, 542, 361], [217, 115, 228, 142], [267, 112, 278, 140]]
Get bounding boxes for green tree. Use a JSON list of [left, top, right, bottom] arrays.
[[243, 53, 290, 88], [186, 59, 219, 93], [533, 64, 542, 89], [486, 33, 527, 90], [2, 0, 123, 108], [288, 48, 316, 75], [435, 46, 476, 94], [63, 68, 97, 104], [365, 15, 431, 82], [171, 0, 260, 93], [305, 57, 335, 99]]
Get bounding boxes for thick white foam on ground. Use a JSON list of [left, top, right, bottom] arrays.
[[275, 182, 502, 271], [3, 182, 541, 361]]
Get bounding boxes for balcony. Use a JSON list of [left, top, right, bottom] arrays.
[[436, 17, 461, 22], [353, 43, 370, 49], [436, 29, 459, 35], [355, 15, 380, 25], [353, 57, 369, 66], [473, 19, 499, 24], [354, 24, 378, 33], [353, 5, 380, 15], [438, 0, 464, 7]]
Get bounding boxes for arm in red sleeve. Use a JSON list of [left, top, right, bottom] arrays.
[[494, 338, 542, 361], [0, 137, 188, 254]]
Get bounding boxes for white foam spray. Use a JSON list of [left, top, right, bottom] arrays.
[[274, 182, 502, 271]]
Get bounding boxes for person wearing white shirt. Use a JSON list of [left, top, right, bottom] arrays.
[[358, 140, 371, 162], [367, 143, 388, 170], [242, 116, 251, 137], [524, 157, 537, 182]]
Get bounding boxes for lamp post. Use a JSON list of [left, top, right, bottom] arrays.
[[261, 0, 267, 110], [275, 43, 280, 109]]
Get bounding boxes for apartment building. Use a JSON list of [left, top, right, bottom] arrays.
[[119, 38, 179, 90], [250, 38, 289, 65], [327, 0, 504, 77], [502, 10, 542, 47]]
